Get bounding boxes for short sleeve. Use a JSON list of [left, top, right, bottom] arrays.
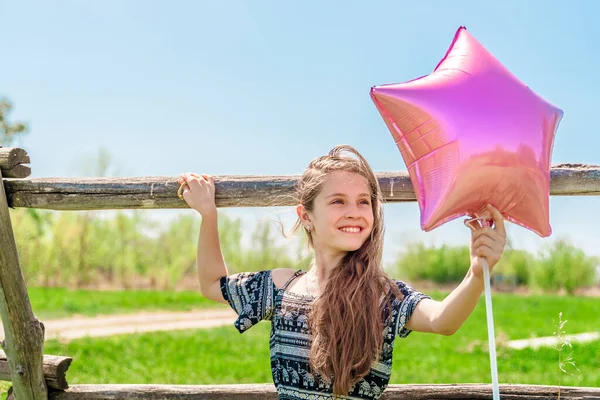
[[219, 270, 275, 333], [393, 280, 431, 339]]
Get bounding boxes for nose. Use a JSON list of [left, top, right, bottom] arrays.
[[344, 203, 362, 218]]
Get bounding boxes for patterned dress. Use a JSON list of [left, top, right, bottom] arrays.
[[220, 269, 430, 399]]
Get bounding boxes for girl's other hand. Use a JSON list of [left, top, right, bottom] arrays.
[[177, 173, 217, 217]]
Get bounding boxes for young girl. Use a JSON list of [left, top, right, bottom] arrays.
[[177, 145, 506, 399]]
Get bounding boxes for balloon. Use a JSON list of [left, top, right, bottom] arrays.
[[370, 26, 563, 237]]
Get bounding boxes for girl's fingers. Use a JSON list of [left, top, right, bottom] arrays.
[[177, 172, 212, 200], [179, 173, 204, 184], [474, 235, 494, 248], [177, 181, 188, 200], [487, 204, 507, 237], [475, 244, 494, 258], [471, 227, 497, 243]]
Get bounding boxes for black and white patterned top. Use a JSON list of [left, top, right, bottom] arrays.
[[220, 269, 430, 399]]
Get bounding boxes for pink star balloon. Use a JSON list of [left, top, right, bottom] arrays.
[[371, 26, 563, 237]]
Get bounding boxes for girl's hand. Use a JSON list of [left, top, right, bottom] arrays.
[[177, 173, 217, 217], [468, 204, 507, 279]]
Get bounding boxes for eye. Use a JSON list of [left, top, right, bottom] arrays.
[[331, 199, 343, 204], [360, 200, 371, 205]]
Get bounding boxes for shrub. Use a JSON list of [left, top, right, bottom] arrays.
[[531, 239, 598, 295], [494, 249, 533, 286], [393, 242, 470, 283]]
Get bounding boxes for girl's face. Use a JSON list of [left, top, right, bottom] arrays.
[[306, 170, 374, 255]]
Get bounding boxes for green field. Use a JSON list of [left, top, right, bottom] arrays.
[[38, 292, 600, 387], [27, 287, 226, 319], [28, 286, 600, 334], [42, 321, 599, 387]]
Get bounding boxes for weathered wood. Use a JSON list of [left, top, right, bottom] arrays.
[[3, 164, 600, 211], [0, 350, 72, 390], [46, 383, 600, 399], [0, 148, 30, 179], [0, 148, 30, 170], [0, 168, 47, 399], [551, 163, 600, 195], [1, 164, 31, 179]]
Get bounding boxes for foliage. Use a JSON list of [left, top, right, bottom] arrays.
[[10, 207, 309, 289], [531, 240, 598, 295], [493, 248, 533, 285], [0, 381, 10, 399], [246, 219, 300, 271], [0, 98, 29, 146], [391, 241, 470, 283], [390, 238, 597, 294], [554, 312, 579, 400], [9, 205, 600, 294]]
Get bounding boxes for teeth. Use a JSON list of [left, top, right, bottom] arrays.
[[340, 227, 361, 233]]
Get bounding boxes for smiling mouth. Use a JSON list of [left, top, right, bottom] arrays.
[[338, 227, 363, 234]]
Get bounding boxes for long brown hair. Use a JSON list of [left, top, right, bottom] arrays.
[[288, 145, 403, 397]]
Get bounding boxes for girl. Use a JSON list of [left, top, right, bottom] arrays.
[[177, 145, 506, 399]]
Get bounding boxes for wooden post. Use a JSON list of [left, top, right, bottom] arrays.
[[0, 167, 47, 398]]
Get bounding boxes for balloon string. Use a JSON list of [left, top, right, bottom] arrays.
[[465, 216, 500, 400], [482, 257, 501, 400]]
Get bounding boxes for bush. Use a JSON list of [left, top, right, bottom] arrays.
[[10, 207, 309, 289], [392, 239, 599, 295], [531, 239, 598, 295], [494, 249, 533, 286], [393, 242, 470, 283]]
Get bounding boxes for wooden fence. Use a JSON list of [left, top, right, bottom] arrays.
[[1, 146, 600, 399]]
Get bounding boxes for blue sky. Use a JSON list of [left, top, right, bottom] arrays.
[[2, 1, 599, 265]]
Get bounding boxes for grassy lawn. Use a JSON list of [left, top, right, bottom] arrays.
[[28, 286, 600, 331], [0, 382, 9, 399], [41, 292, 600, 387], [42, 324, 600, 387], [27, 287, 227, 319]]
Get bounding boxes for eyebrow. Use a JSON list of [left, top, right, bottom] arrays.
[[325, 193, 371, 199]]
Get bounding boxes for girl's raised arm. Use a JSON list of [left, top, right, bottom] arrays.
[[178, 173, 228, 304]]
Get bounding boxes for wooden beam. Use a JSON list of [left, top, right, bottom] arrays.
[[0, 147, 30, 169], [3, 164, 600, 211], [1, 164, 31, 179], [0, 169, 47, 398], [0, 147, 30, 179], [0, 350, 72, 390], [47, 383, 600, 399]]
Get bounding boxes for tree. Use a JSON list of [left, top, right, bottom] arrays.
[[0, 98, 29, 146]]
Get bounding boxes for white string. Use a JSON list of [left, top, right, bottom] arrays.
[[482, 256, 500, 400], [465, 216, 500, 400]]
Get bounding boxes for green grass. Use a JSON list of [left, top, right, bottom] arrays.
[[27, 287, 227, 319], [425, 290, 600, 339], [28, 286, 600, 330], [0, 382, 9, 399], [41, 293, 600, 387], [42, 325, 600, 387]]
